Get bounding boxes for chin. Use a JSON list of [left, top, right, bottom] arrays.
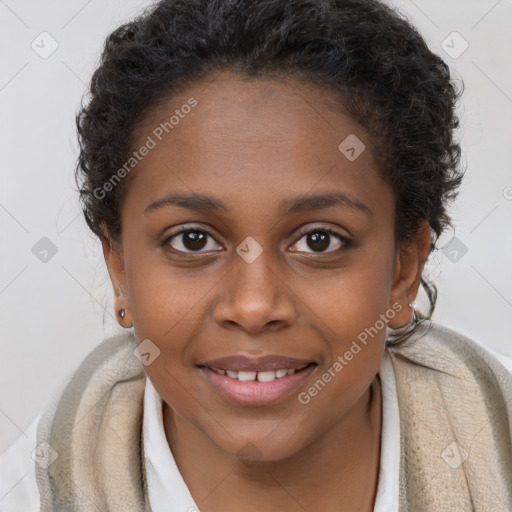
[[213, 432, 308, 465]]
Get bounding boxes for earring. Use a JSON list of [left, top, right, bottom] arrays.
[[387, 301, 419, 334], [118, 309, 126, 320], [408, 302, 419, 325]]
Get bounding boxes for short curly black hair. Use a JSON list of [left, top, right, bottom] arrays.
[[75, 0, 464, 347]]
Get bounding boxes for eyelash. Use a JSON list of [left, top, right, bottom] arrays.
[[161, 224, 352, 255]]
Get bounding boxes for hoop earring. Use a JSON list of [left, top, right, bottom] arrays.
[[387, 301, 418, 334], [408, 302, 419, 326]]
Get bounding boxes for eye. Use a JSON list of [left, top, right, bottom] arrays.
[[163, 226, 222, 254], [162, 224, 351, 255], [290, 226, 350, 254]]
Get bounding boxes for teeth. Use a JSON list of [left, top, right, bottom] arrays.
[[211, 365, 307, 382], [238, 371, 257, 381], [256, 370, 276, 382]]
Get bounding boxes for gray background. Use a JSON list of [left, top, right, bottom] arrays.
[[1, 0, 511, 453]]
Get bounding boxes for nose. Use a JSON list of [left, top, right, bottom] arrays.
[[212, 247, 298, 334]]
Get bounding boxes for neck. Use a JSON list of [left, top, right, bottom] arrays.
[[164, 374, 382, 512]]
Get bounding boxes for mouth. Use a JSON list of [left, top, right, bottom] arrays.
[[197, 362, 318, 406], [199, 362, 315, 382]]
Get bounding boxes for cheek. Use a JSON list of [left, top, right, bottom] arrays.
[[125, 253, 222, 401], [125, 250, 209, 336], [304, 247, 395, 337], [303, 246, 394, 392], [295, 263, 392, 426], [308, 279, 388, 389], [126, 263, 210, 413]]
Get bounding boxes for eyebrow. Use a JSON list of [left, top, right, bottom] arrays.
[[144, 190, 372, 218]]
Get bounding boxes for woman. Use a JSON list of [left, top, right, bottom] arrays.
[[1, 0, 512, 510]]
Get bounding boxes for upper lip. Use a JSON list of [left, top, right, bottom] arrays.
[[198, 355, 316, 372]]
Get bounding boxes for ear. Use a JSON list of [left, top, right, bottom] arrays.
[[387, 219, 432, 328], [100, 222, 133, 328]]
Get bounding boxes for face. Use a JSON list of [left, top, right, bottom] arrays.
[[102, 70, 428, 462]]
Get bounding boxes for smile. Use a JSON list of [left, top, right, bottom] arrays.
[[206, 363, 312, 382], [198, 363, 318, 406]]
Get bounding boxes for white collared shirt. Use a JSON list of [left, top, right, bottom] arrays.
[[2, 347, 511, 511]]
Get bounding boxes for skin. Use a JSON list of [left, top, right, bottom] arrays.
[[101, 70, 431, 511]]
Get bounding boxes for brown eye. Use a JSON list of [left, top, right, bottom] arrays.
[[165, 227, 222, 253], [290, 227, 350, 254]]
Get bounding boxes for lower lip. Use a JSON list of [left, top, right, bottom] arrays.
[[198, 364, 317, 406]]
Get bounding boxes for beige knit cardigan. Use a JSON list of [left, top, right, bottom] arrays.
[[35, 322, 512, 511]]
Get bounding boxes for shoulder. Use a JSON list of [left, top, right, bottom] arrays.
[[0, 413, 41, 511], [72, 330, 139, 373], [387, 322, 512, 506], [43, 330, 142, 410], [0, 330, 141, 511], [390, 321, 512, 379], [388, 321, 512, 414]]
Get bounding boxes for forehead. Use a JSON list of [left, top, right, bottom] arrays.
[[124, 71, 393, 222]]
